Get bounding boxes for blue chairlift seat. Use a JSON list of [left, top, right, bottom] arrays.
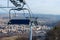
[[8, 19, 30, 25]]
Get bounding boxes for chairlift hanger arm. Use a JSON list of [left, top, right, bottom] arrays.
[[10, 0, 26, 7], [9, 8, 31, 19]]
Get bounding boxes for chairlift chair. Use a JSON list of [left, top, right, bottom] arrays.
[[8, 0, 31, 25]]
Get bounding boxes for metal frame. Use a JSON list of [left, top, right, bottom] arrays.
[[9, 8, 31, 19]]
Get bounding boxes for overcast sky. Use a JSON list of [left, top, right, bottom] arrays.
[[0, 0, 60, 15]]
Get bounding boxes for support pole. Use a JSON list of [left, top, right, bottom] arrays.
[[30, 22, 33, 40]]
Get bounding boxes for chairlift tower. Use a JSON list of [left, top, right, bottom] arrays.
[[0, 0, 34, 40]]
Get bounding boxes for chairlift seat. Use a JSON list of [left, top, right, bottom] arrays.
[[8, 19, 30, 25]]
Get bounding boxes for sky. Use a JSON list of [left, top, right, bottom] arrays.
[[0, 0, 60, 15]]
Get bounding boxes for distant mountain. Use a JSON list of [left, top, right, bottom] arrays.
[[0, 13, 60, 20], [35, 14, 60, 26], [0, 13, 60, 26]]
